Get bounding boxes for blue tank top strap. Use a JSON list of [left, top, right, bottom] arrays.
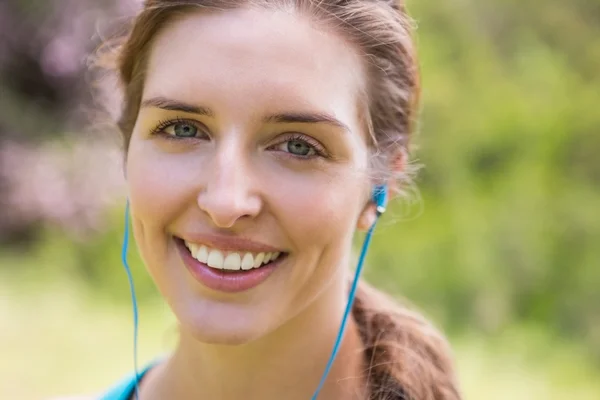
[[98, 362, 155, 400]]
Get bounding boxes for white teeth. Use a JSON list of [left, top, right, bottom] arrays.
[[185, 241, 199, 256], [206, 249, 224, 269], [241, 253, 254, 270], [253, 252, 265, 268], [223, 253, 242, 270], [264, 252, 272, 263], [185, 242, 283, 271], [196, 246, 208, 263]]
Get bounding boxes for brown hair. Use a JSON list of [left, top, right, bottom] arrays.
[[98, 0, 461, 398]]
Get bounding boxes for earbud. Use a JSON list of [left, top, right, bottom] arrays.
[[372, 184, 388, 216]]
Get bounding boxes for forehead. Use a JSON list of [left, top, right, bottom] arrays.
[[143, 7, 366, 120]]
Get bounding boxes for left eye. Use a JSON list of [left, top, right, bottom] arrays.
[[273, 138, 318, 157], [286, 139, 315, 156], [167, 122, 199, 138]]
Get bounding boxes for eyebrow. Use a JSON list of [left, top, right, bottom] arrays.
[[263, 112, 350, 133], [141, 96, 349, 132], [140, 97, 214, 116]]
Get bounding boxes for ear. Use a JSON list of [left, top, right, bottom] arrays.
[[356, 185, 389, 231], [356, 149, 406, 232]]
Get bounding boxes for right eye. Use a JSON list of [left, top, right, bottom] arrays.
[[151, 118, 210, 140], [168, 122, 199, 138]]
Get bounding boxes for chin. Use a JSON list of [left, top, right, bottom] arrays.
[[184, 321, 268, 346], [176, 300, 272, 346]]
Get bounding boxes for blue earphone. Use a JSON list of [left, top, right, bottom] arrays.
[[120, 184, 387, 399]]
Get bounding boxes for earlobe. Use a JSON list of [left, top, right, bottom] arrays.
[[356, 203, 377, 232]]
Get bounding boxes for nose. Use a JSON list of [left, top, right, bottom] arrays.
[[196, 141, 262, 229]]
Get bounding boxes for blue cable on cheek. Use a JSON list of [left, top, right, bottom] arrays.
[[121, 199, 141, 400]]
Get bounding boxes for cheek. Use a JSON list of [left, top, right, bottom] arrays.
[[125, 140, 202, 290], [259, 144, 370, 257], [126, 140, 196, 231], [270, 172, 365, 312], [269, 168, 365, 253]]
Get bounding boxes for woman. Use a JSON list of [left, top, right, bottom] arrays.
[[80, 0, 462, 399]]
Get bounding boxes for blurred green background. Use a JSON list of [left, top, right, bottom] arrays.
[[1, 0, 599, 399]]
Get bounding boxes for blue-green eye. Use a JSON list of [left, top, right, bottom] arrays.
[[287, 139, 315, 156], [172, 122, 198, 138], [271, 134, 326, 158]]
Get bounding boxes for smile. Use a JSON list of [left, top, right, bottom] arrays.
[[184, 241, 282, 271], [175, 237, 286, 293]]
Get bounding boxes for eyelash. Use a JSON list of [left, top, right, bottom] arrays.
[[149, 117, 328, 159]]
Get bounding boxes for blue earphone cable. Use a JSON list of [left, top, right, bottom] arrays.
[[121, 200, 141, 400], [310, 185, 386, 399], [120, 185, 386, 400], [310, 219, 378, 399]]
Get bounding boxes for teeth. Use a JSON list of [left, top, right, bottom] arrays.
[[241, 253, 254, 270], [253, 252, 265, 268], [206, 249, 224, 269], [196, 246, 208, 263], [223, 253, 242, 270], [189, 243, 199, 257], [185, 241, 283, 271]]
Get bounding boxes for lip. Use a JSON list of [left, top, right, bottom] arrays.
[[174, 237, 285, 293]]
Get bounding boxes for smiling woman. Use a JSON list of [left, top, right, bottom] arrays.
[[80, 1, 462, 399]]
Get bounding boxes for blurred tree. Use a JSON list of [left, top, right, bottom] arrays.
[[0, 0, 135, 244], [365, 0, 600, 357]]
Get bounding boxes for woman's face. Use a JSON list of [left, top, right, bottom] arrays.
[[127, 7, 373, 343]]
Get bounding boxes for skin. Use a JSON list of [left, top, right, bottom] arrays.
[[122, 7, 382, 400]]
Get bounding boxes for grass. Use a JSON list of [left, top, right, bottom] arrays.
[[2, 275, 599, 400]]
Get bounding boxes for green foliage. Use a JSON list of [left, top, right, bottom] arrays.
[[362, 0, 600, 355], [3, 207, 156, 305]]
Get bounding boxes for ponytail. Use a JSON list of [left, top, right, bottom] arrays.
[[353, 281, 462, 400]]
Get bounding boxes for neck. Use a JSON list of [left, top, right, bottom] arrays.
[[141, 276, 367, 400]]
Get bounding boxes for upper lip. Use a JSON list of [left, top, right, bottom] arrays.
[[176, 233, 284, 253]]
